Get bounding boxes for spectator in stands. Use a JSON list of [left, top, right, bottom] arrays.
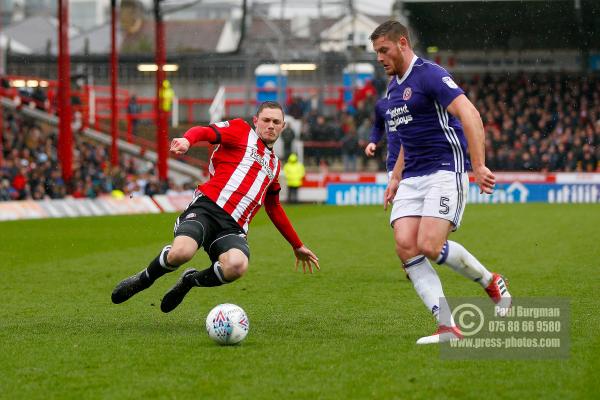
[[144, 177, 161, 197], [287, 96, 306, 120], [283, 153, 305, 204], [32, 87, 48, 111], [354, 98, 371, 128], [581, 144, 597, 172], [341, 123, 359, 172], [0, 109, 193, 202], [357, 116, 373, 168], [160, 80, 175, 113], [46, 169, 66, 199], [0, 179, 12, 201], [307, 115, 330, 166], [1, 72, 599, 201], [12, 165, 28, 199], [127, 95, 141, 134], [281, 123, 296, 160], [297, 72, 600, 174], [71, 181, 86, 199]]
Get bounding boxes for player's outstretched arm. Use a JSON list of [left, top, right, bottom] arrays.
[[170, 125, 219, 155], [384, 146, 404, 210], [447, 94, 495, 194]]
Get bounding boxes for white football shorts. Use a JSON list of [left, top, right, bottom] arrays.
[[390, 170, 469, 230]]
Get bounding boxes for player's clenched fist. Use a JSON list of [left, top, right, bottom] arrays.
[[364, 142, 377, 157], [170, 138, 190, 155]]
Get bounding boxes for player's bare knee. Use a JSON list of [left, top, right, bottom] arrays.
[[167, 236, 198, 266], [220, 250, 248, 280], [394, 237, 417, 261], [417, 239, 443, 260], [395, 243, 413, 261], [167, 245, 195, 266]]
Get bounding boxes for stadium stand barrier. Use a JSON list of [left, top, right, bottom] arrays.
[[1, 171, 598, 221], [0, 195, 161, 221], [0, 96, 205, 185]]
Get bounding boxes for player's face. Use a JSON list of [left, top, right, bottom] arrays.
[[372, 35, 405, 76], [253, 108, 286, 146]]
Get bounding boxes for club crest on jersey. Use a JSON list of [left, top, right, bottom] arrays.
[[442, 76, 458, 89], [402, 87, 412, 100], [214, 121, 230, 128], [250, 148, 275, 180]]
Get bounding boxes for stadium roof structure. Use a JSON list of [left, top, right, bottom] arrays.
[[58, 24, 118, 55], [3, 15, 80, 54], [120, 19, 227, 54], [243, 13, 389, 59], [399, 0, 600, 52], [3, 13, 228, 55], [0, 34, 31, 55]]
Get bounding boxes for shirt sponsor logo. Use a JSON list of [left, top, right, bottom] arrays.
[[250, 148, 275, 180], [386, 104, 413, 131], [442, 76, 458, 89], [403, 87, 412, 100]]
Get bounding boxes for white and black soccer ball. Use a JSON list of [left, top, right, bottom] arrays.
[[205, 303, 249, 345]]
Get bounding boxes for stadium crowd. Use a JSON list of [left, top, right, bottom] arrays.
[[1, 72, 599, 202], [294, 72, 600, 173], [0, 110, 194, 201]]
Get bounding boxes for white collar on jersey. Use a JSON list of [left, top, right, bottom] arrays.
[[395, 54, 418, 86]]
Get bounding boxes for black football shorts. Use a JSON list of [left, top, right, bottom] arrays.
[[173, 193, 250, 262]]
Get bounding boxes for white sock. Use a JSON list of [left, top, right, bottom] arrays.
[[436, 240, 493, 287], [404, 255, 454, 327]]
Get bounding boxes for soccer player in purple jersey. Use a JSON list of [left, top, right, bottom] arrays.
[[364, 96, 404, 177], [370, 21, 512, 344]]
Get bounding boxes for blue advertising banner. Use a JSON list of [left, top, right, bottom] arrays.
[[326, 183, 600, 205], [327, 184, 387, 205], [467, 183, 600, 204]]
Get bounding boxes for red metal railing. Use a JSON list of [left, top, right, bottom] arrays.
[[0, 74, 351, 171]]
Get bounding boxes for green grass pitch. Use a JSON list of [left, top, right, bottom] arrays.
[[1, 204, 598, 399]]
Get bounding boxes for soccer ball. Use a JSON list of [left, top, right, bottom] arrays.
[[205, 303, 249, 345]]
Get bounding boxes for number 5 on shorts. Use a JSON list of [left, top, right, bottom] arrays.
[[439, 197, 450, 215]]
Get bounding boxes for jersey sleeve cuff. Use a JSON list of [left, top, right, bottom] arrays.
[[208, 125, 222, 144]]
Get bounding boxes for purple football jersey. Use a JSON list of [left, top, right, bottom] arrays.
[[385, 55, 470, 178], [369, 96, 402, 172]]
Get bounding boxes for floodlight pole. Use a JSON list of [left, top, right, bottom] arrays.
[[155, 0, 168, 181], [58, 0, 73, 183], [277, 0, 285, 106], [110, 0, 119, 166]]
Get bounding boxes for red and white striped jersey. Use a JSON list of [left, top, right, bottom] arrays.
[[197, 118, 281, 232]]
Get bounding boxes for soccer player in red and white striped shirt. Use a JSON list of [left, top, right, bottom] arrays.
[[112, 101, 319, 312]]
